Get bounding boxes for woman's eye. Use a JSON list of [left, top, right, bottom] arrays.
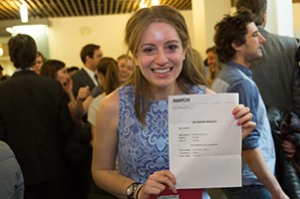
[[143, 47, 154, 54], [167, 45, 178, 51]]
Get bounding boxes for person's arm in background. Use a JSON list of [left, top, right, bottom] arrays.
[[77, 85, 103, 118], [63, 78, 82, 124], [230, 81, 288, 199], [87, 95, 99, 147], [76, 86, 90, 119], [242, 148, 288, 199]]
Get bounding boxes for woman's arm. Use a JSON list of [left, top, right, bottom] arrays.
[[67, 91, 82, 124], [75, 86, 90, 118], [91, 91, 177, 198], [91, 91, 135, 198]]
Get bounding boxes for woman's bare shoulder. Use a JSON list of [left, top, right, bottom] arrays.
[[99, 89, 120, 113]]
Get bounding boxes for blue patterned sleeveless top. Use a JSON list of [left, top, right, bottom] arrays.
[[118, 84, 205, 183]]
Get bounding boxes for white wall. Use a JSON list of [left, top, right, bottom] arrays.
[[191, 0, 231, 56], [293, 3, 300, 39], [48, 14, 131, 67], [276, 1, 294, 37], [48, 10, 194, 68], [204, 0, 231, 50]]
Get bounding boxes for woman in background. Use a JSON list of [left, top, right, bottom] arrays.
[[88, 57, 120, 146], [117, 54, 134, 84], [32, 51, 46, 75], [87, 57, 120, 199], [41, 59, 98, 199], [40, 60, 89, 124], [205, 46, 222, 86]]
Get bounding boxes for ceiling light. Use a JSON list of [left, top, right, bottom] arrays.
[[6, 27, 13, 34], [139, 0, 147, 8], [20, 1, 28, 23], [152, 0, 160, 6], [0, 45, 3, 57]]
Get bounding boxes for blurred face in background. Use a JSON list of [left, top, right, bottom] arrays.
[[117, 57, 134, 83], [87, 49, 103, 71], [206, 51, 218, 72], [56, 66, 71, 87], [32, 54, 44, 74]]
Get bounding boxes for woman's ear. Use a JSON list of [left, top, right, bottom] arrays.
[[133, 56, 138, 66], [183, 49, 186, 60]]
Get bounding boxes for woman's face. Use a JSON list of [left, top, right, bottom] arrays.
[[117, 58, 134, 83], [136, 22, 185, 91], [32, 55, 43, 74], [206, 51, 217, 71], [56, 66, 70, 86]]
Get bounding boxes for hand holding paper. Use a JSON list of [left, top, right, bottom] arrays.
[[168, 93, 242, 189]]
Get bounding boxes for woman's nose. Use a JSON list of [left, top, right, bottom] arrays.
[[155, 49, 168, 66]]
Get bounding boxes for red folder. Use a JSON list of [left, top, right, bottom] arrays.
[[148, 187, 203, 199]]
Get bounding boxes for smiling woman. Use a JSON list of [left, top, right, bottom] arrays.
[[91, 5, 256, 199]]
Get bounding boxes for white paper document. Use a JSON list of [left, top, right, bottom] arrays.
[[168, 93, 241, 189]]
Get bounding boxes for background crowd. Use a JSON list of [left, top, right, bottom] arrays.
[[0, 0, 300, 199]]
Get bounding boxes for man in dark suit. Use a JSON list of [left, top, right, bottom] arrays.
[[0, 34, 73, 199], [72, 44, 103, 98]]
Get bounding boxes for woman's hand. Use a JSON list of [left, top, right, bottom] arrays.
[[232, 104, 256, 139], [77, 86, 90, 100], [139, 170, 176, 199], [63, 77, 72, 93]]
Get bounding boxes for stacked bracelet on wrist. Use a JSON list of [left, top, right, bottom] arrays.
[[126, 182, 142, 199], [135, 184, 144, 199]]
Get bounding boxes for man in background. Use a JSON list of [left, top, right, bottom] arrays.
[[236, 1, 300, 197], [212, 8, 288, 199], [72, 44, 103, 98], [0, 34, 73, 199], [236, 0, 300, 115]]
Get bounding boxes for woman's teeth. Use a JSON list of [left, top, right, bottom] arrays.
[[153, 68, 171, 74]]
